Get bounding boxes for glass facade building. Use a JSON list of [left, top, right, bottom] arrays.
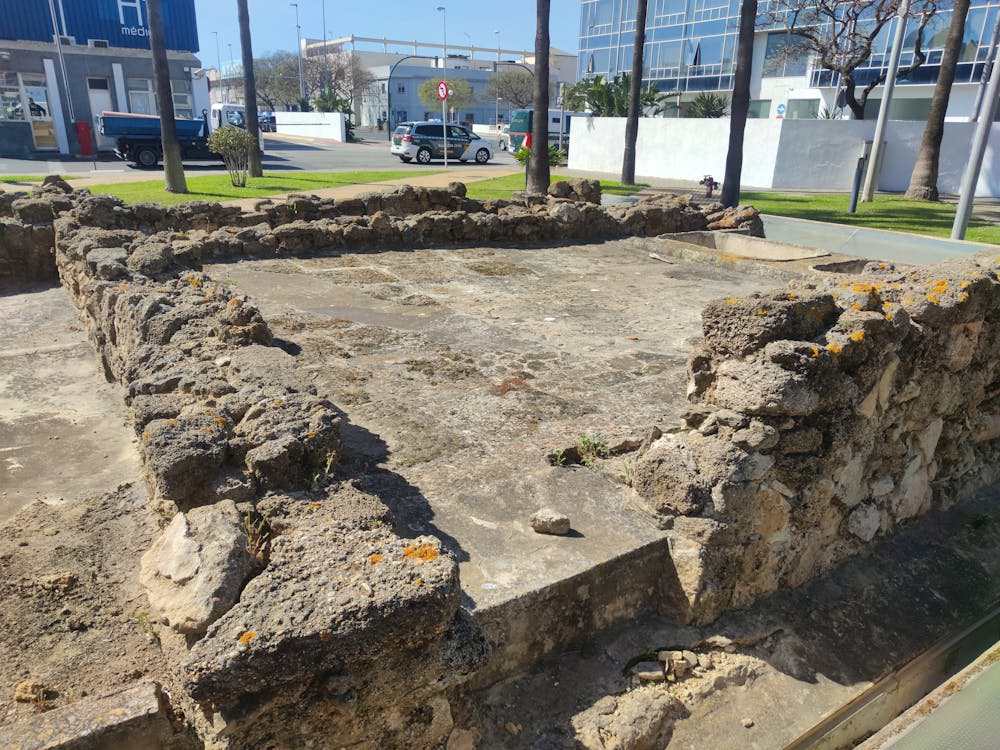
[[578, 0, 1000, 113]]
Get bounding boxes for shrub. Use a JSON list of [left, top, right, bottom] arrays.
[[514, 144, 566, 167], [208, 127, 256, 187]]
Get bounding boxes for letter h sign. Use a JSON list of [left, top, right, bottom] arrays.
[[118, 0, 146, 26]]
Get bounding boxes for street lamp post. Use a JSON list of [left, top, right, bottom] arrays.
[[322, 0, 329, 90], [385, 54, 432, 140], [437, 5, 448, 165], [290, 2, 305, 102], [495, 29, 501, 62], [212, 31, 222, 74]]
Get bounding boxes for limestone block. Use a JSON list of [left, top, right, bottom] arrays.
[[890, 455, 932, 521], [732, 420, 779, 451], [632, 435, 711, 521], [139, 500, 253, 635], [916, 418, 944, 464], [701, 291, 838, 358], [847, 503, 880, 542], [712, 358, 820, 417]]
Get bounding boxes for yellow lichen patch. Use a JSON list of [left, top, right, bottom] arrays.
[[929, 279, 949, 295], [403, 543, 439, 563], [214, 417, 227, 427], [786, 293, 798, 301], [227, 297, 241, 307], [810, 347, 820, 358], [142, 432, 150, 443], [826, 343, 843, 355], [903, 295, 915, 305], [927, 293, 941, 305], [885, 312, 895, 321], [882, 301, 893, 311], [368, 553, 383, 565], [186, 274, 203, 288], [757, 309, 768, 316], [413, 578, 423, 587], [877, 263, 887, 270], [849, 330, 865, 343], [958, 292, 969, 303], [238, 631, 255, 645], [831, 292, 839, 299], [310, 502, 321, 509], [272, 400, 284, 407], [203, 427, 214, 435], [306, 430, 317, 439], [851, 302, 863, 311], [851, 282, 874, 294], [165, 418, 178, 428], [725, 297, 740, 305], [960, 280, 972, 290]]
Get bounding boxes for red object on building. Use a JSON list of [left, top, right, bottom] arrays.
[[75, 121, 94, 156]]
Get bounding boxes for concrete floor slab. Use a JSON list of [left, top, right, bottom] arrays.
[[0, 286, 141, 523]]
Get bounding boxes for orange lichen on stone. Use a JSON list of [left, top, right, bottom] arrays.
[[726, 297, 740, 305], [757, 309, 768, 316], [368, 553, 383, 565], [826, 343, 843, 355], [142, 432, 150, 443], [927, 293, 941, 305], [272, 400, 284, 407], [320, 630, 332, 640], [849, 330, 865, 343], [227, 298, 241, 307], [851, 302, 863, 311], [186, 275, 203, 288], [852, 282, 875, 294], [165, 419, 178, 427], [960, 280, 972, 290], [403, 543, 439, 563], [238, 631, 255, 645], [310, 502, 321, 509], [214, 417, 227, 427], [929, 279, 949, 295], [882, 301, 893, 311], [958, 292, 970, 303], [810, 347, 820, 358], [786, 293, 798, 301]]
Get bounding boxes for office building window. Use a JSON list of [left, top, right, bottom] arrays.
[[397, 83, 407, 94], [762, 32, 809, 78], [171, 79, 193, 119], [127, 78, 155, 115], [747, 99, 771, 118], [0, 71, 25, 121]]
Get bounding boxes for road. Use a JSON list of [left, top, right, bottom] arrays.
[[0, 133, 521, 178]]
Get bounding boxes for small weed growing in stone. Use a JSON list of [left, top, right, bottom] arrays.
[[552, 449, 567, 467], [577, 433, 610, 467], [310, 452, 337, 490], [622, 457, 638, 487], [242, 509, 271, 568], [131, 609, 160, 645]]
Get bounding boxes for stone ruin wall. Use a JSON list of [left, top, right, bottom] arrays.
[[4, 176, 998, 747], [630, 254, 1000, 625], [30, 179, 759, 747]]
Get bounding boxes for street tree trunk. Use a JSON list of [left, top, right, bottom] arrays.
[[237, 0, 263, 177], [147, 0, 187, 192], [621, 0, 649, 185], [906, 0, 971, 200], [722, 0, 757, 207], [526, 0, 551, 194]]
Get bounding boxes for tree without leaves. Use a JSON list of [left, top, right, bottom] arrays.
[[237, 0, 262, 177], [146, 0, 187, 192], [906, 0, 971, 200], [759, 0, 937, 119], [483, 71, 535, 108], [418, 77, 475, 111], [722, 0, 758, 208], [527, 0, 551, 194], [622, 0, 649, 185], [253, 51, 374, 112], [254, 52, 302, 110]]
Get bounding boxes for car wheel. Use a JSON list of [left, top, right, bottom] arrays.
[[135, 147, 159, 168], [416, 147, 432, 164], [475, 148, 490, 164], [401, 156, 412, 162]]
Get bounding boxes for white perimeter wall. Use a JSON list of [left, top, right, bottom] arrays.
[[275, 111, 348, 142], [568, 116, 1000, 197]]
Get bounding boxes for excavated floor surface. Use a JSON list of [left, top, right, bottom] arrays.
[[0, 285, 141, 523], [206, 238, 768, 610]]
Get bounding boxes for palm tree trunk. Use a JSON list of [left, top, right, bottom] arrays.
[[147, 0, 187, 192], [526, 0, 551, 194], [721, 0, 757, 207], [906, 0, 971, 201], [621, 0, 649, 185], [237, 0, 263, 178]]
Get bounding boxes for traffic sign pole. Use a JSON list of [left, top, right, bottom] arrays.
[[438, 80, 449, 168]]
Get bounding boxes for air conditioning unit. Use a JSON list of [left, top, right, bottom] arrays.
[[54, 35, 75, 45], [89, 40, 111, 49]]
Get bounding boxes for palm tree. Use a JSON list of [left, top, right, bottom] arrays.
[[237, 0, 263, 177], [722, 0, 757, 207], [146, 0, 187, 193], [526, 0, 551, 194], [622, 0, 650, 185], [905, 0, 971, 201]]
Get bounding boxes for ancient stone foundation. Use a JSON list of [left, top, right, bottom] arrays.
[[631, 256, 1000, 624], [3, 176, 997, 748]]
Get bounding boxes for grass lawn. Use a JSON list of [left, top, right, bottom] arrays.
[[465, 173, 648, 201], [86, 170, 440, 206], [742, 191, 1000, 246]]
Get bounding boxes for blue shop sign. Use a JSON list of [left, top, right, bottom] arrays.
[[0, 0, 200, 53]]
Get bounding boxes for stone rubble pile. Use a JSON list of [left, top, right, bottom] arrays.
[[630, 256, 1000, 624]]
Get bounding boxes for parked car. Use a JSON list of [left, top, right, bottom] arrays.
[[390, 121, 493, 164], [258, 112, 276, 132], [497, 125, 510, 151]]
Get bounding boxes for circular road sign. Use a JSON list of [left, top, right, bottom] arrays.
[[776, 103, 787, 115], [437, 81, 449, 100]]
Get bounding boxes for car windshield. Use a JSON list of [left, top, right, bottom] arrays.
[[394, 125, 410, 135]]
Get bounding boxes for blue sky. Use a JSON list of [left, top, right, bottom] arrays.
[[193, 0, 582, 68]]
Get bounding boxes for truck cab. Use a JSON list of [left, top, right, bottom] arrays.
[[100, 103, 263, 168]]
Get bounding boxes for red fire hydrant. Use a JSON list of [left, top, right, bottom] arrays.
[[699, 175, 720, 198]]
